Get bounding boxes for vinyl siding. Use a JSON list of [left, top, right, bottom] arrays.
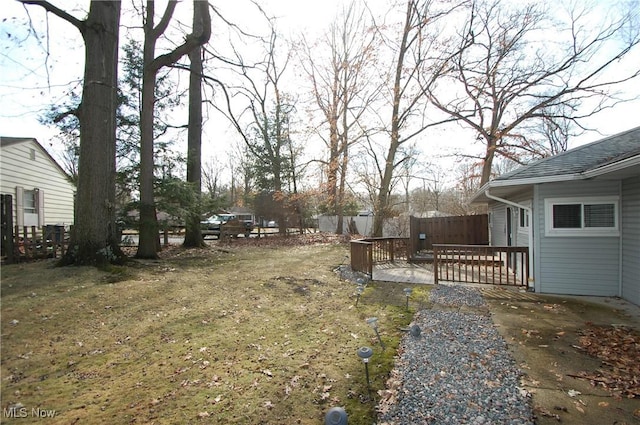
[[489, 203, 507, 246], [535, 180, 620, 296], [621, 175, 640, 305], [1, 140, 75, 227], [488, 192, 532, 248], [511, 193, 531, 248]]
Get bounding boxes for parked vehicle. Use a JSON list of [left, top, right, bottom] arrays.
[[201, 214, 253, 239]]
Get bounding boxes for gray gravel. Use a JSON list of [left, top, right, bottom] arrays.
[[378, 285, 534, 425]]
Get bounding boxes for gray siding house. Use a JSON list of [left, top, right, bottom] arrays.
[[471, 127, 640, 306], [1, 137, 75, 229]]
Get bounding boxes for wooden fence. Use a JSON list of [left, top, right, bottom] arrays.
[[409, 214, 488, 254], [2, 225, 69, 263], [433, 244, 529, 287], [350, 237, 410, 276]]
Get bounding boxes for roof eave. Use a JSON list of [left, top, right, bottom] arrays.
[[469, 174, 579, 204], [581, 154, 640, 179]]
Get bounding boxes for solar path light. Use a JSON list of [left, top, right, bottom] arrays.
[[403, 287, 412, 311], [324, 406, 348, 425], [355, 284, 364, 307], [366, 317, 385, 350], [357, 346, 373, 396]]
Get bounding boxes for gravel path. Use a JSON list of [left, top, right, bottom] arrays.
[[377, 285, 534, 425]]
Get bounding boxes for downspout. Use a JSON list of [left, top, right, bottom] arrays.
[[618, 180, 623, 298], [484, 189, 535, 291]]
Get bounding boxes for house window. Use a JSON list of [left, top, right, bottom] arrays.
[[18, 188, 41, 227], [519, 208, 529, 229], [545, 197, 619, 237], [23, 190, 37, 214], [29, 148, 36, 160]]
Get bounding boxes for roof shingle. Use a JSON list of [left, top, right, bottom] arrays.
[[495, 126, 640, 181]]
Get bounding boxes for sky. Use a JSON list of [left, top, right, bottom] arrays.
[[0, 0, 364, 160], [1, 0, 639, 187]]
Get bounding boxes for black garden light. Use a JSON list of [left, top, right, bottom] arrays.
[[366, 317, 385, 350], [357, 346, 373, 396], [403, 287, 412, 310], [324, 406, 348, 425]]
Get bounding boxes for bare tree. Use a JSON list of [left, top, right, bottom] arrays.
[[19, 0, 125, 265], [184, 2, 212, 248], [299, 1, 380, 234], [426, 0, 640, 185], [201, 158, 225, 199], [369, 0, 466, 236], [214, 22, 299, 235], [136, 0, 211, 259], [227, 141, 255, 208]]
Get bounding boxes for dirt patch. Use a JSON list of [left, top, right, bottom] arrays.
[[482, 287, 640, 425]]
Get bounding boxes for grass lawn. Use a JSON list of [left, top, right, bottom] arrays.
[[1, 237, 430, 424]]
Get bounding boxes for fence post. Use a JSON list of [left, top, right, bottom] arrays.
[[1, 195, 15, 263], [433, 245, 439, 284]]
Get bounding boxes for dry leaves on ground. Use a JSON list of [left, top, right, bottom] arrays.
[[573, 325, 640, 398]]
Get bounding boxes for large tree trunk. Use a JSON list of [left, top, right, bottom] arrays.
[[59, 0, 124, 265], [183, 38, 205, 246], [480, 138, 497, 186], [136, 0, 210, 258], [136, 16, 161, 259]]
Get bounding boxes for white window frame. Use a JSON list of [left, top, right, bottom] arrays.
[[24, 189, 37, 214], [544, 196, 619, 237]]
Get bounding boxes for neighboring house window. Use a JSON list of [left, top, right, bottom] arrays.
[[24, 190, 37, 214], [545, 197, 619, 236], [15, 186, 44, 228]]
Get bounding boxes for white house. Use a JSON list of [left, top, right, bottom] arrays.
[[1, 136, 75, 229], [470, 127, 640, 306]]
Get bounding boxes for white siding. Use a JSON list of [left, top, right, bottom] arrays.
[[1, 139, 75, 227], [489, 203, 507, 246], [621, 175, 640, 305], [535, 180, 620, 296]]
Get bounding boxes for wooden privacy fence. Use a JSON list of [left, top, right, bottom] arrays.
[[410, 214, 488, 254], [433, 244, 529, 287], [350, 237, 410, 276]]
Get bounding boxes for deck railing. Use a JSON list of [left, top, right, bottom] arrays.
[[350, 237, 410, 276], [433, 244, 529, 287]]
